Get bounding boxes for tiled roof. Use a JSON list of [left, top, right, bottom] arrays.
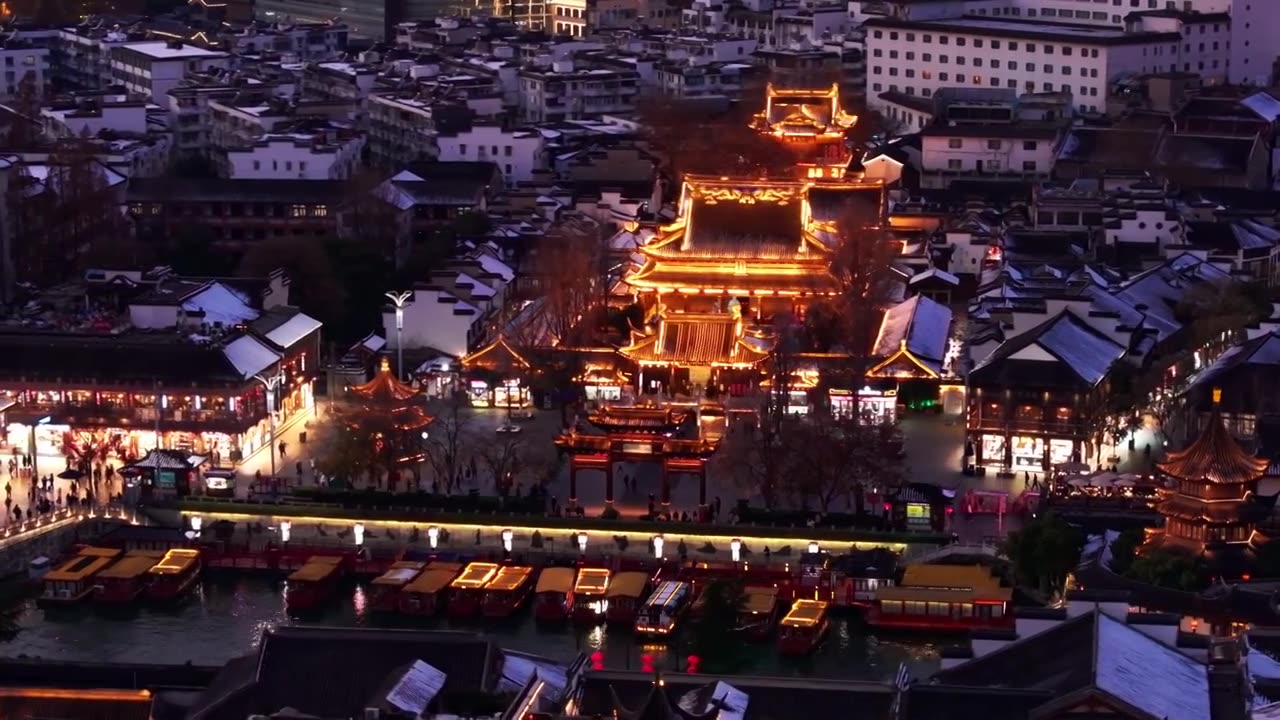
[[1157, 406, 1269, 484], [621, 314, 771, 367]]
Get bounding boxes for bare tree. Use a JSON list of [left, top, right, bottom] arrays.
[[637, 90, 796, 183], [424, 390, 474, 492]]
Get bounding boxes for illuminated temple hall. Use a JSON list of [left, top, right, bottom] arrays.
[[752, 82, 860, 180], [620, 175, 888, 394]]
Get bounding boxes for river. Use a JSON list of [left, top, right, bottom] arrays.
[[1, 574, 943, 679]]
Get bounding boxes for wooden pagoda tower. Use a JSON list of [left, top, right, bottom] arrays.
[[347, 358, 432, 467], [1155, 388, 1270, 550]]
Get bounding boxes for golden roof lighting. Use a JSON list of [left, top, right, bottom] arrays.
[[451, 562, 500, 589]]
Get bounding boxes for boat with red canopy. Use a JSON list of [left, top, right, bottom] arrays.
[[146, 548, 202, 602], [533, 567, 575, 621], [481, 565, 534, 618], [285, 556, 344, 613], [398, 562, 462, 616]]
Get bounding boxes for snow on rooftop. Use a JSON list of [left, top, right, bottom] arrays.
[[473, 253, 514, 282], [1037, 314, 1126, 386], [124, 41, 227, 59], [264, 312, 322, 349], [498, 652, 569, 696], [183, 282, 258, 326], [385, 660, 447, 716], [875, 295, 952, 364], [1242, 91, 1280, 122], [222, 335, 279, 379], [1095, 612, 1209, 720]]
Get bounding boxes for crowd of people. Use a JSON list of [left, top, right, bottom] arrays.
[[2, 451, 121, 529]]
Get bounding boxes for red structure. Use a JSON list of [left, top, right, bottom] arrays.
[[555, 406, 718, 511], [1155, 388, 1270, 551]]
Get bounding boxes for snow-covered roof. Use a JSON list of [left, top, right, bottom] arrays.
[[498, 652, 569, 697], [1095, 612, 1209, 720], [222, 335, 279, 379], [472, 252, 514, 282], [182, 282, 258, 326], [385, 660, 446, 716], [875, 295, 952, 364], [1035, 313, 1125, 386], [1241, 91, 1280, 121], [264, 312, 322, 349], [122, 41, 227, 59], [362, 333, 386, 352], [909, 267, 959, 286], [456, 272, 496, 297]]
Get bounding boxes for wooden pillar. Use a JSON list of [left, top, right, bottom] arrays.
[[569, 460, 578, 508], [605, 459, 614, 508], [660, 461, 671, 508]]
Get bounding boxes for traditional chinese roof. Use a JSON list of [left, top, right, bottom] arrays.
[[126, 448, 196, 470], [756, 83, 857, 137], [350, 358, 420, 404], [619, 313, 772, 368], [1156, 495, 1268, 524], [869, 295, 953, 379], [460, 335, 531, 374], [587, 406, 691, 434], [1158, 390, 1268, 485]]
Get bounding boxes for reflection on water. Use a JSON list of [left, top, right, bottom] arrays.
[[2, 576, 941, 680]]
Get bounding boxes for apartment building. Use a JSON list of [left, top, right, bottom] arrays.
[[863, 16, 1186, 114], [52, 26, 134, 90], [222, 22, 348, 61], [0, 40, 50, 100], [435, 124, 546, 186], [518, 60, 639, 122], [110, 41, 231, 103]]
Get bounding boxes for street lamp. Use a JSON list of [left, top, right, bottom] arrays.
[[354, 523, 365, 546], [29, 416, 50, 483], [653, 535, 664, 560], [428, 526, 439, 549], [254, 371, 284, 482], [385, 291, 413, 381], [502, 528, 513, 553], [576, 532, 588, 554], [807, 541, 820, 555], [731, 538, 742, 563], [280, 520, 291, 543]]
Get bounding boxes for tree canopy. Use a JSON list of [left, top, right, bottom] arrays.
[[1002, 512, 1084, 596], [689, 580, 749, 673]]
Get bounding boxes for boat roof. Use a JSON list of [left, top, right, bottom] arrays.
[[45, 554, 115, 582], [780, 599, 828, 627], [289, 558, 342, 582], [79, 546, 123, 559], [97, 553, 161, 579], [574, 568, 610, 596], [878, 564, 1012, 603], [148, 548, 200, 576], [536, 567, 575, 593], [485, 566, 532, 592], [743, 587, 780, 614], [403, 567, 460, 594], [372, 562, 426, 587], [605, 571, 649, 599], [451, 562, 499, 589], [643, 581, 689, 609]]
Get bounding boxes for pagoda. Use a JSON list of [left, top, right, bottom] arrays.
[[751, 82, 859, 181], [349, 358, 432, 434], [1154, 388, 1270, 551]]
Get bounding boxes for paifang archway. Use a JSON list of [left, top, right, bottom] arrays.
[[555, 407, 719, 512]]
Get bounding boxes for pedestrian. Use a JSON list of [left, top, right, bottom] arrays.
[[278, 441, 287, 459], [295, 460, 304, 478]]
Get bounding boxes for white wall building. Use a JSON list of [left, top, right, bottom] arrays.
[[225, 134, 365, 180], [0, 42, 50, 100], [436, 125, 546, 186], [41, 98, 150, 139], [864, 16, 1190, 114], [110, 42, 231, 104], [518, 61, 640, 122]]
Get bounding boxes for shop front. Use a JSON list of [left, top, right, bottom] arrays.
[[831, 387, 898, 423], [977, 433, 1007, 468], [1010, 435, 1045, 473], [467, 378, 531, 409]]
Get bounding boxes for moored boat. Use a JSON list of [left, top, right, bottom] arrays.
[[481, 565, 534, 618], [146, 548, 202, 602], [95, 550, 165, 605], [572, 567, 611, 624], [398, 562, 462, 616], [368, 561, 426, 613], [777, 599, 829, 656], [533, 567, 575, 621], [604, 571, 650, 626], [39, 547, 122, 607], [285, 556, 344, 613], [635, 580, 692, 637], [738, 586, 781, 640], [446, 562, 499, 618], [866, 564, 1013, 632]]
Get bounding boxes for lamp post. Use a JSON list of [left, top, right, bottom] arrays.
[[385, 291, 413, 381], [29, 415, 50, 484], [254, 371, 284, 482]]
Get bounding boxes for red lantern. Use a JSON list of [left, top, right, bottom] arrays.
[[591, 651, 604, 671], [945, 506, 954, 515], [686, 654, 701, 674], [883, 502, 892, 512], [640, 653, 654, 673]]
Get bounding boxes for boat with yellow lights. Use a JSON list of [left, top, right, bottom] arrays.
[[571, 567, 611, 624], [533, 567, 574, 621], [777, 599, 829, 655], [368, 560, 426, 613], [447, 561, 500, 618], [145, 548, 202, 602], [481, 565, 534, 618], [398, 561, 461, 616], [39, 547, 123, 607], [95, 550, 165, 605], [604, 571, 650, 626], [285, 556, 344, 613], [635, 580, 692, 637]]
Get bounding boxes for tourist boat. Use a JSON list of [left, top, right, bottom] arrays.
[[572, 567, 611, 623], [446, 562, 499, 618], [533, 567, 575, 621], [777, 599, 829, 656], [739, 586, 781, 640], [398, 562, 462, 616], [39, 547, 122, 607], [481, 565, 534, 618], [146, 548, 202, 602], [604, 571, 650, 626], [285, 556, 345, 613], [95, 550, 165, 605], [368, 561, 426, 613], [635, 580, 693, 637], [866, 564, 1013, 632]]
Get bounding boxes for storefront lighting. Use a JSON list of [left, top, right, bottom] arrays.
[[653, 535, 664, 559], [428, 525, 439, 549], [353, 523, 365, 546], [807, 541, 820, 554], [730, 538, 742, 562], [502, 528, 513, 552], [280, 520, 291, 543], [577, 532, 588, 553], [161, 395, 169, 409], [190, 516, 202, 533]]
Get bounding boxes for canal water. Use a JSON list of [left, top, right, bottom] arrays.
[[1, 575, 943, 680]]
